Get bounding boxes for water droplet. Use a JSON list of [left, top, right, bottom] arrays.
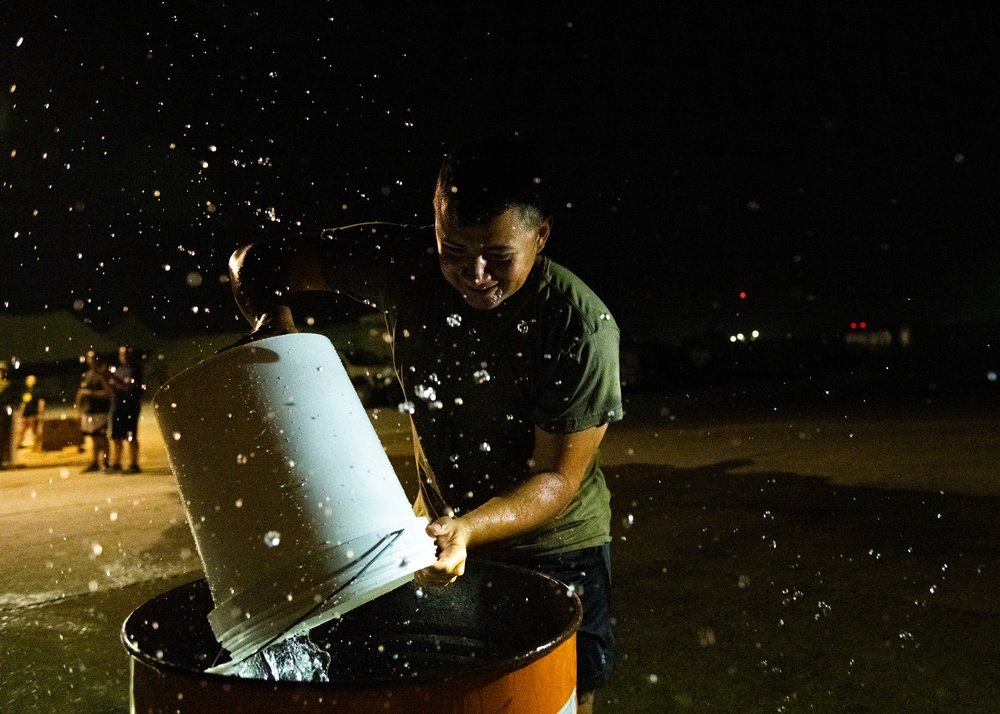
[[473, 369, 491, 384], [479, 442, 491, 452], [263, 531, 281, 547], [172, 431, 182, 441], [235, 499, 243, 508], [446, 314, 462, 327], [236, 454, 248, 465], [516, 320, 529, 334], [397, 401, 415, 414]]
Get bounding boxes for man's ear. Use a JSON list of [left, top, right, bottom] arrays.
[[536, 217, 553, 251]]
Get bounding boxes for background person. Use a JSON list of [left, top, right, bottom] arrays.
[[16, 374, 45, 450], [228, 136, 622, 712], [108, 345, 143, 473], [76, 350, 112, 473], [0, 361, 16, 469]]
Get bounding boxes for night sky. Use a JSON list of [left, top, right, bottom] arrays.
[[2, 3, 997, 343]]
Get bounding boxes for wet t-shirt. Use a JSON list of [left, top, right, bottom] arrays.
[[321, 224, 623, 558]]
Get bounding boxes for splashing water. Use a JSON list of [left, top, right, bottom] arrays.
[[233, 633, 331, 682], [414, 384, 437, 401]]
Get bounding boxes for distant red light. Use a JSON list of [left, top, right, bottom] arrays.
[[859, 322, 867, 329], [739, 291, 747, 299], [850, 322, 857, 329]]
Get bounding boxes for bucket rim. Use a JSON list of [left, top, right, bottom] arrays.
[[151, 331, 334, 407]]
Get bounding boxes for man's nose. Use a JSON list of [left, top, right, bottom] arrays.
[[468, 256, 488, 283]]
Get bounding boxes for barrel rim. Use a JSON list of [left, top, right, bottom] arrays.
[[122, 559, 582, 688]]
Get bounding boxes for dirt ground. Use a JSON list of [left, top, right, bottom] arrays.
[[2, 382, 999, 712]]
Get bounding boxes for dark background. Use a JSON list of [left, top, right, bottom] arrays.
[[2, 2, 997, 344]]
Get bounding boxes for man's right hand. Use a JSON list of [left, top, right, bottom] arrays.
[[217, 308, 298, 353]]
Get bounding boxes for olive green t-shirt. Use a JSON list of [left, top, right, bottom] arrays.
[[323, 224, 624, 559]]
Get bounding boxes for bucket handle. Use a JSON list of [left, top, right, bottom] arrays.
[[210, 528, 406, 672]]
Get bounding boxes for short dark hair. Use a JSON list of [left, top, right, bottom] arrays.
[[434, 134, 552, 226]]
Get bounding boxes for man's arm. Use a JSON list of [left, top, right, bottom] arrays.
[[228, 236, 332, 336], [228, 224, 411, 341], [419, 423, 609, 584]]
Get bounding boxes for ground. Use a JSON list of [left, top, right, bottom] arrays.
[[1, 380, 999, 713]]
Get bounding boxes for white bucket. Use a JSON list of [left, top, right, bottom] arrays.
[[152, 333, 437, 673]]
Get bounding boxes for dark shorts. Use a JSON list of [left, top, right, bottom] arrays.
[[81, 413, 108, 436], [518, 544, 616, 694], [111, 404, 140, 440]]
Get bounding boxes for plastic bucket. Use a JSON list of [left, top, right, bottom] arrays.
[[152, 333, 437, 671], [123, 561, 581, 713]]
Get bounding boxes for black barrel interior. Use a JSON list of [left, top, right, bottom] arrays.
[[122, 560, 581, 685]]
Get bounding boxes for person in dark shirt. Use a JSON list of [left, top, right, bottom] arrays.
[[76, 350, 112, 473], [108, 345, 143, 473], [228, 137, 622, 712]]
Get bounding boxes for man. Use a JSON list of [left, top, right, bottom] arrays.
[[108, 345, 143, 473], [76, 350, 112, 473], [0, 361, 16, 469], [16, 374, 45, 450], [229, 136, 622, 711]]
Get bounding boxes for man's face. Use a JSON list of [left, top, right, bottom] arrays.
[[435, 206, 549, 310]]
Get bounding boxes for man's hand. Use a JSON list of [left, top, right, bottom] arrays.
[[416, 516, 471, 586], [217, 307, 298, 353], [414, 424, 610, 587]]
